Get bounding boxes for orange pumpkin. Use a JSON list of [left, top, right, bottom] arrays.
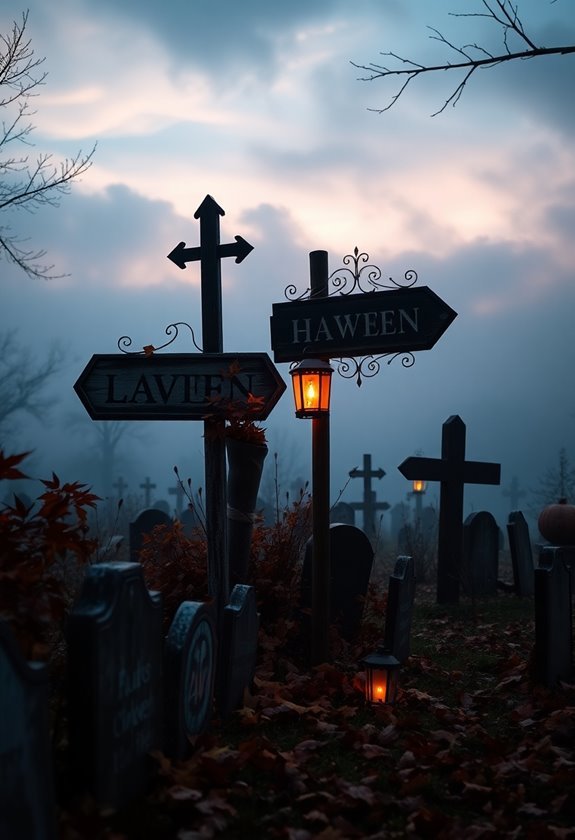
[[538, 498, 575, 545]]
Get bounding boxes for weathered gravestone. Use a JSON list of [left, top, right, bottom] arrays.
[[0, 621, 56, 840], [164, 601, 216, 759], [67, 562, 163, 809], [382, 555, 416, 662], [180, 505, 203, 539], [399, 416, 501, 604], [302, 524, 374, 641], [330, 502, 355, 526], [216, 584, 259, 718], [129, 507, 172, 561], [507, 511, 534, 597], [534, 545, 574, 686], [461, 511, 499, 598]]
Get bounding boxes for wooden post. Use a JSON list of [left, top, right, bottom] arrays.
[[309, 250, 331, 664]]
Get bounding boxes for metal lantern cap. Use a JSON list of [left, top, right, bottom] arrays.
[[290, 358, 333, 419]]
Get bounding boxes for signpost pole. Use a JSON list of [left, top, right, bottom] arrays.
[[309, 250, 331, 665], [194, 198, 228, 614]]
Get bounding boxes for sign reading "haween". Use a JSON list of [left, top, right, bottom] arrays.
[[270, 286, 457, 362]]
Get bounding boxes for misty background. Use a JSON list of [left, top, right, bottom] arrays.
[[2, 0, 574, 538]]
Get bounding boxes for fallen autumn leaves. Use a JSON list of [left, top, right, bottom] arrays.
[[59, 592, 575, 839]]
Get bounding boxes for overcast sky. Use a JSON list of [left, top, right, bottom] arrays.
[[2, 0, 574, 529]]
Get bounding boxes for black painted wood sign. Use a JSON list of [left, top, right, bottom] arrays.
[[74, 352, 285, 421], [270, 286, 457, 362]]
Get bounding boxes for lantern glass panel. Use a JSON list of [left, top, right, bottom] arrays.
[[412, 479, 426, 494]]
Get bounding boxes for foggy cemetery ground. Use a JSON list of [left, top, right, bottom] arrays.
[[2, 453, 575, 837]]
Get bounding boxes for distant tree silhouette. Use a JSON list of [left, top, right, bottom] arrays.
[[353, 0, 575, 115], [0, 329, 64, 436], [532, 448, 575, 510], [0, 11, 95, 278]]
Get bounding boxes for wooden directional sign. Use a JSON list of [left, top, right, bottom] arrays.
[[270, 286, 457, 362], [74, 352, 286, 421]]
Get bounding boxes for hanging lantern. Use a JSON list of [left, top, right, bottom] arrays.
[[290, 358, 333, 419], [362, 649, 401, 705], [412, 479, 426, 494]]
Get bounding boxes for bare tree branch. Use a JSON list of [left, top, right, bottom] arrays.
[[0, 329, 66, 435], [0, 11, 96, 278], [352, 0, 575, 115]]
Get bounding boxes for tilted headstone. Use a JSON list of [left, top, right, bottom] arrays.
[[216, 584, 259, 718], [0, 622, 56, 840], [67, 562, 163, 809], [129, 507, 172, 561], [507, 511, 534, 597], [164, 601, 216, 759], [534, 545, 574, 686], [382, 555, 416, 663], [179, 505, 203, 539], [330, 502, 355, 526], [302, 524, 374, 641], [461, 511, 499, 598]]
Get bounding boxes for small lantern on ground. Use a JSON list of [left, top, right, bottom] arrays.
[[290, 358, 333, 419], [362, 648, 401, 705]]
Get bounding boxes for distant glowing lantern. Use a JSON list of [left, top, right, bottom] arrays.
[[362, 649, 401, 705], [412, 479, 427, 494], [290, 359, 333, 419]]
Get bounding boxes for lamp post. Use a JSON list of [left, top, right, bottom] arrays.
[[289, 251, 333, 664]]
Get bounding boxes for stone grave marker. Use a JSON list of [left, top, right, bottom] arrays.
[[507, 511, 534, 597], [164, 601, 216, 759], [330, 501, 355, 525], [67, 562, 163, 809], [180, 505, 203, 539], [216, 584, 259, 718], [534, 545, 574, 686], [302, 524, 374, 641], [0, 621, 56, 840], [461, 511, 499, 598], [382, 555, 416, 663], [129, 507, 172, 561]]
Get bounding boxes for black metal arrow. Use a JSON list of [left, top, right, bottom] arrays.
[[167, 235, 253, 270]]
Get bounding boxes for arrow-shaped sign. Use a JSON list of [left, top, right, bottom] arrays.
[[168, 235, 253, 269], [270, 285, 457, 363], [74, 352, 286, 422]]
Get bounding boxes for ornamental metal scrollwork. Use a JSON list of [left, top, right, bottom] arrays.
[[117, 322, 202, 355], [282, 245, 417, 300], [335, 352, 415, 387]]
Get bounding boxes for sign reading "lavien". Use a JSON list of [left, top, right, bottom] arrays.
[[270, 286, 457, 362]]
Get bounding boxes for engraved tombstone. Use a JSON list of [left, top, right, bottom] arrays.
[[67, 562, 163, 809], [0, 622, 56, 840], [164, 600, 216, 759], [330, 502, 355, 526]]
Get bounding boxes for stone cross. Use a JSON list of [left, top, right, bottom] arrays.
[[503, 475, 526, 512], [113, 476, 128, 498], [168, 480, 186, 517], [349, 454, 387, 537], [139, 477, 156, 508], [398, 415, 501, 604]]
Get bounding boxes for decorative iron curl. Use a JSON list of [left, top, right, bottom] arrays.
[[117, 322, 202, 355], [284, 283, 310, 301], [282, 246, 418, 301], [335, 351, 415, 387]]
